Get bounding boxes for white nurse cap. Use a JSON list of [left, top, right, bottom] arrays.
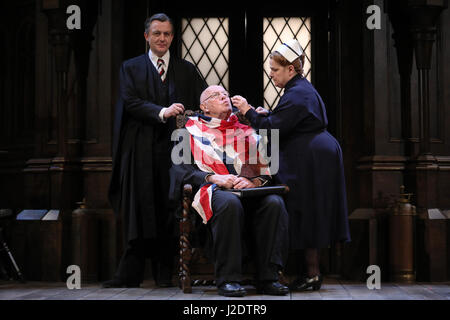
[[274, 39, 303, 63]]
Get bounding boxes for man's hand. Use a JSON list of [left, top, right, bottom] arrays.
[[232, 176, 257, 190], [163, 103, 185, 119], [207, 174, 238, 189], [231, 95, 252, 115], [255, 107, 269, 116]]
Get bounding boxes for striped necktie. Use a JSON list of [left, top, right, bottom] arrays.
[[157, 58, 165, 81]]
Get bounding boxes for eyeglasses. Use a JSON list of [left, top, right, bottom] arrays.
[[201, 91, 230, 104]]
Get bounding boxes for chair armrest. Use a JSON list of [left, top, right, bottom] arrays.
[[183, 184, 193, 199], [179, 183, 193, 293]]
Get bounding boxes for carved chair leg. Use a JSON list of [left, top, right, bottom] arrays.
[[179, 184, 193, 293]]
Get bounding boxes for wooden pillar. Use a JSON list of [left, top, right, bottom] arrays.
[[38, 0, 99, 210], [386, 0, 415, 159], [40, 1, 78, 210], [406, 0, 447, 213], [387, 0, 449, 282], [19, 0, 101, 281]]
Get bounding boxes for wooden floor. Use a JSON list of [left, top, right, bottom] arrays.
[[0, 278, 449, 300]]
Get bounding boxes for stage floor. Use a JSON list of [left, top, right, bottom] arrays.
[[0, 278, 449, 300]]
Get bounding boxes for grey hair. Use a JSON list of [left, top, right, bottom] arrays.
[[144, 13, 174, 34]]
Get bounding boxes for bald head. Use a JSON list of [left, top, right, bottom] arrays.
[[200, 85, 225, 104], [199, 85, 232, 120]]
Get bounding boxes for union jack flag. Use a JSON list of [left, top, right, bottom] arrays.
[[185, 114, 271, 224]]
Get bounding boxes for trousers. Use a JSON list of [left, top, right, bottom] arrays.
[[208, 190, 289, 287]]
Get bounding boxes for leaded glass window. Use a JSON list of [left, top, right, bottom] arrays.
[[181, 18, 229, 90], [263, 17, 311, 110]]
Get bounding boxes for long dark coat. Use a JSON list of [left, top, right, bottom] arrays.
[[244, 74, 350, 249], [108, 53, 206, 242]]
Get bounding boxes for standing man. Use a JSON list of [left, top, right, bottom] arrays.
[[105, 13, 207, 288]]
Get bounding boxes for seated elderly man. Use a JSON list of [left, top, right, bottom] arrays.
[[170, 85, 289, 297]]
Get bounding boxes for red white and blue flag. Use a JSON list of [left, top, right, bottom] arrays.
[[185, 114, 271, 224]]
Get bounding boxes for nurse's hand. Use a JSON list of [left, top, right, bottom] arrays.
[[231, 95, 252, 115]]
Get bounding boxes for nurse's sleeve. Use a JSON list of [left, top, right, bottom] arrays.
[[244, 99, 308, 138]]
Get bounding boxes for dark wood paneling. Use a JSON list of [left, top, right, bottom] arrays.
[[431, 9, 450, 155], [416, 218, 448, 282], [82, 158, 113, 208], [337, 0, 364, 213], [1, 0, 449, 282], [0, 1, 35, 157], [386, 19, 403, 142], [437, 157, 450, 208], [0, 1, 36, 211], [10, 219, 63, 281]]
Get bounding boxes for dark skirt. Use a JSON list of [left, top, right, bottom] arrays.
[[277, 130, 350, 250]]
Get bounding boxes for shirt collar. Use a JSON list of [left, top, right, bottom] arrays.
[[148, 49, 170, 67]]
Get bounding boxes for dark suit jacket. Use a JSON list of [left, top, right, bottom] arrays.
[[109, 53, 206, 241]]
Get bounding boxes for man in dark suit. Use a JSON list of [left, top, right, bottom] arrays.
[[105, 13, 206, 288]]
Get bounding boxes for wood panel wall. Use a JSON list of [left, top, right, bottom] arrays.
[[0, 0, 448, 282]]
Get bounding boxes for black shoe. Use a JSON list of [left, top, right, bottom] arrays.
[[257, 281, 289, 296], [218, 282, 247, 297], [290, 275, 323, 291], [102, 278, 140, 288]]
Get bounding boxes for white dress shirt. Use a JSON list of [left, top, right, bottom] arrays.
[[148, 50, 171, 122]]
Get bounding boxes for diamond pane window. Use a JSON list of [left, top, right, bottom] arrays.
[[181, 18, 229, 90], [263, 17, 311, 110]]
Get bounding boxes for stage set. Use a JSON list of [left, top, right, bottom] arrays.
[[0, 0, 449, 301]]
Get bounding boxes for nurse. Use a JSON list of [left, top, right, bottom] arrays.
[[231, 39, 350, 291]]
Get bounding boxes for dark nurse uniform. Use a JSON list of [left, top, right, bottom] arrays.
[[244, 74, 350, 249]]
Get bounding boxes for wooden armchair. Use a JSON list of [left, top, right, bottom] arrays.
[[174, 110, 288, 293], [175, 110, 211, 293], [178, 184, 197, 293]]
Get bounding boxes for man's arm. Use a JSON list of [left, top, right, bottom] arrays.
[[176, 164, 239, 190], [176, 162, 211, 188], [120, 62, 184, 123], [206, 174, 239, 189]]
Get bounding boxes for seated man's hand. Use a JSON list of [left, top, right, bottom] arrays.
[[163, 103, 185, 119], [207, 174, 237, 189], [232, 177, 256, 190]]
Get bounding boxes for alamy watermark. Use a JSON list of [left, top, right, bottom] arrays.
[[66, 5, 81, 30], [65, 4, 381, 31], [366, 265, 381, 290], [366, 5, 381, 30], [66, 265, 81, 289]]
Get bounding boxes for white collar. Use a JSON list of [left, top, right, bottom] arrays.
[[148, 49, 170, 68]]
